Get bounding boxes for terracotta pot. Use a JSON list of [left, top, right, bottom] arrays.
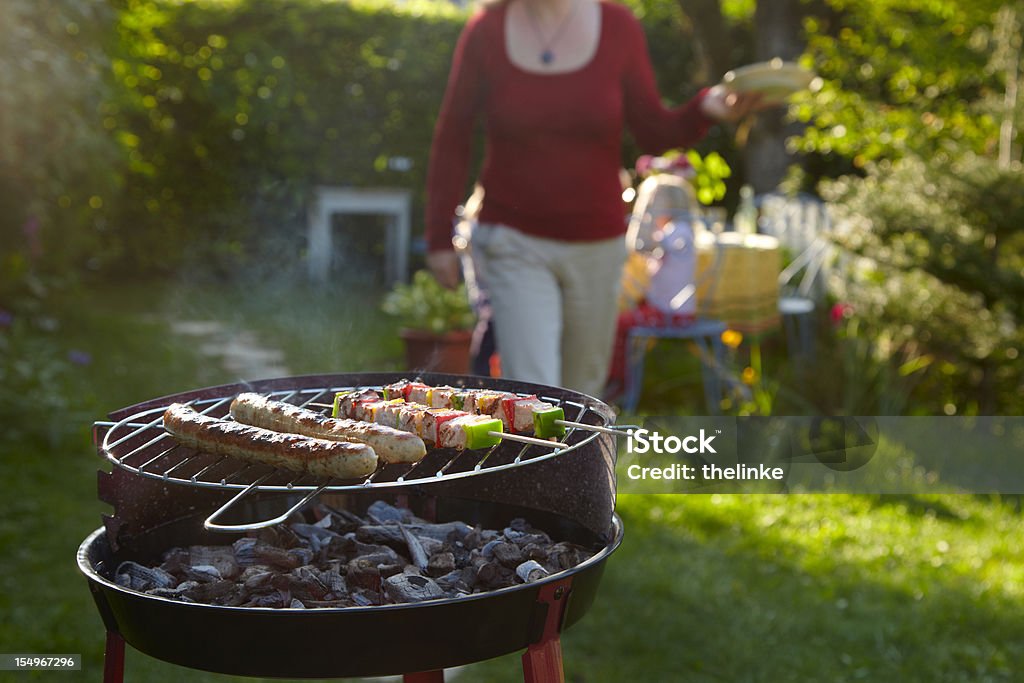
[[399, 328, 473, 375]]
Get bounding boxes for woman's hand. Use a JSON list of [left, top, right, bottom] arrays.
[[426, 250, 461, 289], [700, 85, 770, 122]]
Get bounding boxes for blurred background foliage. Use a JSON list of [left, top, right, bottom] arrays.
[[0, 0, 119, 288], [1, 0, 1023, 418], [2, 2, 1024, 679], [789, 0, 1024, 415]]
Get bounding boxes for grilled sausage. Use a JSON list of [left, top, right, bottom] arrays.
[[162, 403, 378, 479], [229, 393, 427, 464]]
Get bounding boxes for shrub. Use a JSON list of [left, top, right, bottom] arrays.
[[823, 153, 1024, 414], [104, 0, 469, 274], [0, 0, 119, 291], [382, 269, 474, 335], [102, 0, 706, 275], [5, 0, 708, 281]]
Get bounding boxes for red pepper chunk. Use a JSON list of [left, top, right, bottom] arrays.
[[422, 409, 463, 445], [499, 395, 537, 433]]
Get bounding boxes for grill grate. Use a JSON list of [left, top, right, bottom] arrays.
[[99, 384, 608, 495]]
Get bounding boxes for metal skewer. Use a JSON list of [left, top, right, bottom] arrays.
[[491, 431, 566, 450], [554, 419, 633, 436]]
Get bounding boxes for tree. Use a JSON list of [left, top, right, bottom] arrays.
[[801, 2, 1024, 414], [671, 0, 810, 192], [793, 0, 1010, 174]]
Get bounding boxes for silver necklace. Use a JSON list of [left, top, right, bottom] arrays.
[[524, 0, 580, 66]]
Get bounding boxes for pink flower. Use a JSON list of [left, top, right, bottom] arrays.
[[830, 302, 853, 326]]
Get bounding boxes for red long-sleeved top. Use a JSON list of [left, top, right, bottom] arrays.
[[425, 0, 713, 252]]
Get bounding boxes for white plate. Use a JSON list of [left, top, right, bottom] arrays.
[[721, 59, 821, 102]]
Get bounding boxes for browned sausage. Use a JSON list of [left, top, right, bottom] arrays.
[[229, 393, 426, 464], [162, 403, 378, 479]]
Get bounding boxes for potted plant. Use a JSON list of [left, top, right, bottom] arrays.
[[382, 270, 476, 374]]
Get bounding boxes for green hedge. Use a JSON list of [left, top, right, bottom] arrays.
[[0, 0, 118, 298], [102, 0, 703, 274], [0, 0, 704, 279], [105, 0, 463, 272]]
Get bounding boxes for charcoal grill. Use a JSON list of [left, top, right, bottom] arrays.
[[80, 372, 622, 682]]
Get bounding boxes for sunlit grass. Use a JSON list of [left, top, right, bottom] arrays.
[[1, 277, 1021, 683], [465, 494, 1023, 683]]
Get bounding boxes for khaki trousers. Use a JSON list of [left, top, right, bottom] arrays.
[[469, 223, 627, 397]]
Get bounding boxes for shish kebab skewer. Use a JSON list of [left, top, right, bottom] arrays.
[[381, 381, 620, 438], [382, 381, 565, 438], [332, 389, 567, 452]]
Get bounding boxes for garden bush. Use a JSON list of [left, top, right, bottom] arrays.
[[823, 152, 1024, 415], [0, 0, 119, 292], [3, 0, 707, 281], [104, 0, 468, 274], [102, 0, 703, 275]]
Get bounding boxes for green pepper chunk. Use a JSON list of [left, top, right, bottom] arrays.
[[533, 407, 566, 439], [464, 418, 503, 449]]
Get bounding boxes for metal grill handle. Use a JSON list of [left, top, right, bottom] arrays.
[[203, 476, 330, 532]]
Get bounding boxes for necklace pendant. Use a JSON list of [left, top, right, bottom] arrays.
[[540, 49, 554, 65]]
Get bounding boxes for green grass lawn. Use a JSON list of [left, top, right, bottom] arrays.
[[465, 494, 1023, 683], [1, 276, 1021, 682]]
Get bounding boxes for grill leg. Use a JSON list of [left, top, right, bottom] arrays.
[[103, 631, 125, 683], [404, 671, 444, 683], [522, 636, 565, 683], [522, 577, 572, 683]]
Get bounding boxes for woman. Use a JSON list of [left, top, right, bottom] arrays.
[[425, 0, 761, 396]]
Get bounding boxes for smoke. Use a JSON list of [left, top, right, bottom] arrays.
[[161, 180, 405, 383]]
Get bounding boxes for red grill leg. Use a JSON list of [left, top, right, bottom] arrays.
[[404, 671, 444, 683], [103, 631, 126, 683], [522, 577, 573, 683], [522, 636, 565, 683]]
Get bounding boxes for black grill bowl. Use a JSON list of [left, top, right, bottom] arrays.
[[78, 495, 623, 679], [100, 372, 619, 539]]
